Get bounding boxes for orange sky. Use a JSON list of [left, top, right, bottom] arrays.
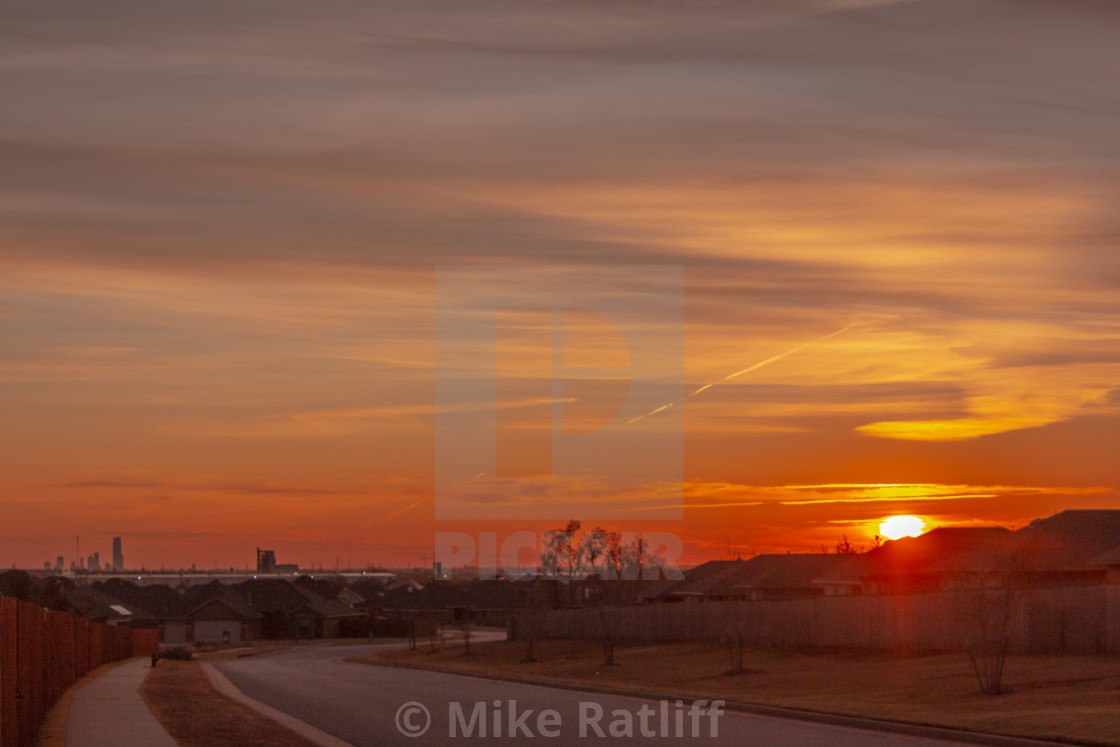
[[2, 0, 1120, 569]]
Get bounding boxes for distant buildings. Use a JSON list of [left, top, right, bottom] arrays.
[[112, 537, 123, 571], [256, 547, 299, 574], [257, 548, 277, 573]]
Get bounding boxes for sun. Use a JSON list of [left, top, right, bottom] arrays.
[[879, 515, 926, 540]]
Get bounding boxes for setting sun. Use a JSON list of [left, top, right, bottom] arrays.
[[879, 515, 926, 541]]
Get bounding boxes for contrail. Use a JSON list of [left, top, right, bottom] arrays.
[[624, 326, 852, 425]]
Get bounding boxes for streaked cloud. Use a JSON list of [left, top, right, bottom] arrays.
[[2, 0, 1119, 566]]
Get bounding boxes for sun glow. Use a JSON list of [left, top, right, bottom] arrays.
[[879, 515, 926, 540]]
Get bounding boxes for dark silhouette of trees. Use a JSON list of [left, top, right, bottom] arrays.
[[835, 534, 882, 554]]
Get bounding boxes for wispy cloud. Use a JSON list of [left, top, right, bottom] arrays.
[[626, 326, 851, 425], [3, 0, 1120, 566]]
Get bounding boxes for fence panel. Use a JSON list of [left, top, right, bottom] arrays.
[[0, 597, 19, 747], [0, 595, 157, 747], [72, 617, 89, 680], [16, 602, 40, 747], [515, 585, 1120, 656], [56, 613, 75, 700]]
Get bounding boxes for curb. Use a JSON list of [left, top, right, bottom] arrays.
[[199, 661, 354, 747], [349, 657, 1090, 747]]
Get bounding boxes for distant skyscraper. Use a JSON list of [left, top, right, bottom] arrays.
[[257, 547, 277, 573], [56, 555, 64, 571], [112, 537, 123, 571]]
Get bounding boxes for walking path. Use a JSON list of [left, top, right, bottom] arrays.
[[64, 658, 176, 747]]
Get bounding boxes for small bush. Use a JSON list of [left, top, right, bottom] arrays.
[[161, 646, 194, 661]]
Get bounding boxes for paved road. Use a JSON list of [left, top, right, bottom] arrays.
[[215, 640, 979, 747]]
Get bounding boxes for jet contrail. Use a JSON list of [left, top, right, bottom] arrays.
[[624, 326, 852, 425]]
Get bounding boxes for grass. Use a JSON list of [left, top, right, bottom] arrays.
[[140, 660, 320, 747], [352, 639, 1120, 745]]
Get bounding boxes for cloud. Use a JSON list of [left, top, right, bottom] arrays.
[[3, 0, 1120, 566], [682, 481, 1113, 507]]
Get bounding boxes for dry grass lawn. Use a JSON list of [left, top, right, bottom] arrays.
[[140, 660, 320, 747], [353, 640, 1120, 745]]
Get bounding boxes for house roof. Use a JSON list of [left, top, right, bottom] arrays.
[[379, 579, 543, 611], [349, 578, 393, 599], [732, 554, 848, 590], [0, 570, 45, 601], [225, 578, 359, 618], [336, 588, 365, 606], [662, 560, 747, 598], [385, 578, 424, 593], [666, 555, 847, 598], [821, 527, 1018, 580], [633, 578, 681, 599], [291, 584, 363, 618], [876, 527, 1016, 570], [1017, 510, 1120, 567], [183, 586, 261, 620], [60, 584, 156, 622], [94, 579, 187, 619]]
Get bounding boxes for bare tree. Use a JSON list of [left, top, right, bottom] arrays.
[[966, 589, 1013, 694], [520, 610, 540, 663], [723, 603, 745, 674], [597, 606, 619, 667], [540, 530, 562, 580], [834, 534, 882, 554], [953, 542, 1030, 695], [561, 520, 583, 605], [457, 619, 474, 656], [425, 616, 443, 655], [581, 528, 607, 578], [622, 534, 648, 582], [602, 531, 624, 603], [541, 520, 583, 606]]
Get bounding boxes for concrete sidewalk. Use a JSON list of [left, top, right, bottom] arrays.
[[65, 658, 176, 747]]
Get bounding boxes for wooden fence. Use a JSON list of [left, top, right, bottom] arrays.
[[512, 585, 1120, 656], [0, 595, 160, 747]]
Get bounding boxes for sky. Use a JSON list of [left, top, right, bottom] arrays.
[[2, 0, 1119, 570]]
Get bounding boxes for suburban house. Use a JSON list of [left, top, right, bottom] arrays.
[[813, 527, 1022, 595], [378, 579, 555, 624], [336, 587, 365, 608], [290, 585, 364, 638], [59, 584, 158, 629], [181, 589, 261, 644], [659, 554, 847, 602], [239, 578, 364, 639], [656, 560, 748, 602], [812, 514, 1120, 596], [1015, 509, 1120, 575]]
